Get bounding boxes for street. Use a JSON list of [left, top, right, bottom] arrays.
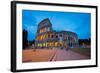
[[51, 49, 89, 61], [23, 49, 90, 63]]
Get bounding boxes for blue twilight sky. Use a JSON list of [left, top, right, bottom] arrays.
[[22, 10, 91, 41]]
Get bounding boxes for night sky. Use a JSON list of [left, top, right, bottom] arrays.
[[22, 10, 91, 41]]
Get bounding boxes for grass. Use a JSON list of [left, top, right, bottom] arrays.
[[71, 48, 91, 57]]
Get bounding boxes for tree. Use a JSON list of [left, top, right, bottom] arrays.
[[23, 29, 28, 49]]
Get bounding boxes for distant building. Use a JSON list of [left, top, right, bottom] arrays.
[[78, 39, 91, 48], [35, 18, 78, 49]]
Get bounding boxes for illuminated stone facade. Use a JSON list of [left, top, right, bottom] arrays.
[[35, 18, 78, 48]]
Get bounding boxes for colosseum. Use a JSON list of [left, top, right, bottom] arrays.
[[35, 18, 78, 49]]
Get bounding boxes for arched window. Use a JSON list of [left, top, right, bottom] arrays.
[[48, 34, 50, 38], [60, 34, 62, 37], [56, 35, 58, 38], [51, 35, 54, 38]]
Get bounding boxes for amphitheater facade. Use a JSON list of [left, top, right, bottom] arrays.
[[35, 18, 78, 49]]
